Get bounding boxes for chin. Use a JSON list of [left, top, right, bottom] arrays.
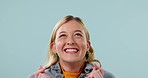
[[63, 58, 83, 63]]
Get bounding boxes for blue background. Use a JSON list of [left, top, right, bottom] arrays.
[[0, 0, 148, 78]]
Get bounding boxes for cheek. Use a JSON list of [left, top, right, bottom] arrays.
[[77, 40, 88, 50], [55, 40, 65, 50]]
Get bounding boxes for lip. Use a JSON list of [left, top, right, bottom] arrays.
[[64, 48, 79, 53]]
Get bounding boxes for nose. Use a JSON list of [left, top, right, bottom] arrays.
[[66, 36, 75, 45]]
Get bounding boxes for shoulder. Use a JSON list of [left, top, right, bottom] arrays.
[[104, 70, 115, 78], [27, 73, 35, 78], [85, 62, 115, 78], [28, 62, 63, 78]]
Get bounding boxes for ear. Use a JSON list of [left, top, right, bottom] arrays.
[[87, 40, 90, 50], [51, 42, 56, 52]]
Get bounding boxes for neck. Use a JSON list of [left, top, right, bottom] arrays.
[[59, 60, 85, 73]]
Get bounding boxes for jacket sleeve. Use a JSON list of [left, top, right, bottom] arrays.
[[27, 73, 35, 78], [104, 70, 115, 78]]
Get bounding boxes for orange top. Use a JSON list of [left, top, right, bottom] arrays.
[[61, 64, 85, 78]]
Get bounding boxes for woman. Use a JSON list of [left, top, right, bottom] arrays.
[[28, 15, 115, 78]]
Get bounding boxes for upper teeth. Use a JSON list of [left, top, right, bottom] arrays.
[[66, 49, 77, 52]]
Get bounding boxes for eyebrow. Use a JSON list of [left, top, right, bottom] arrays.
[[59, 31, 66, 34], [74, 30, 83, 34], [58, 30, 83, 34]]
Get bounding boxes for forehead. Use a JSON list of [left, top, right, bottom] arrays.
[[56, 20, 85, 34]]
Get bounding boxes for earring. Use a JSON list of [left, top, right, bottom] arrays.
[[86, 51, 89, 60], [54, 53, 58, 57]]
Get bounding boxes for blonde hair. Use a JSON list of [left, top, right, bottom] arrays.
[[45, 15, 101, 67]]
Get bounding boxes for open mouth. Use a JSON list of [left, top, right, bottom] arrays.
[[64, 48, 79, 53]]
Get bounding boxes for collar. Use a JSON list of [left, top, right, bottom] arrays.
[[45, 62, 94, 78]]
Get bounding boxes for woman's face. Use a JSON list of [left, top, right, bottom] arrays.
[[52, 20, 90, 63]]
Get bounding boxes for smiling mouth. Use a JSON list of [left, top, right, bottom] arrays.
[[64, 48, 79, 53]]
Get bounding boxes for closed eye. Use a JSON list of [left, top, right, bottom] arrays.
[[59, 34, 66, 38]]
